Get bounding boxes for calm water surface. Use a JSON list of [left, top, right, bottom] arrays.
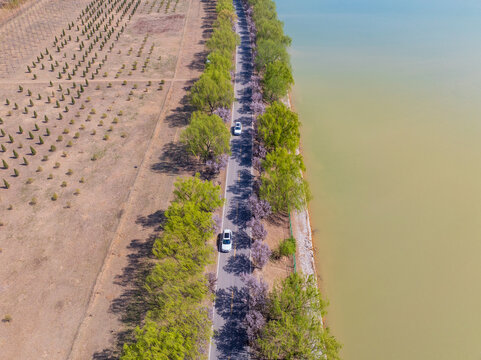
[[276, 1, 481, 359]]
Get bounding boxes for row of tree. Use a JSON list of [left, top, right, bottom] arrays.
[[182, 0, 239, 165], [121, 3, 240, 357], [246, 272, 341, 359], [247, 0, 293, 102], [121, 176, 223, 359], [257, 101, 310, 213], [243, 0, 342, 358]]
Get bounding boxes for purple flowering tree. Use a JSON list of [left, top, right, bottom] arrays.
[[248, 194, 272, 219], [245, 309, 265, 343], [206, 272, 217, 294], [253, 143, 267, 159], [206, 154, 229, 174], [242, 273, 268, 309], [213, 107, 231, 123], [251, 240, 271, 269], [211, 213, 222, 233], [247, 217, 267, 241]]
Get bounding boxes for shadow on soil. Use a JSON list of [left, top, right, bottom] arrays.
[[92, 0, 217, 358]]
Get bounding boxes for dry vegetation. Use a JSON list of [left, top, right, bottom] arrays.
[[0, 0, 215, 358]]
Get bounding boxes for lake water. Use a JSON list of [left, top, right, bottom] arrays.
[[275, 1, 481, 359]]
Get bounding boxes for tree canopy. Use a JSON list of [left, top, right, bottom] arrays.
[[257, 101, 300, 152], [255, 38, 289, 72], [190, 70, 234, 113], [254, 273, 342, 360], [121, 176, 222, 360], [260, 148, 310, 213], [206, 20, 238, 54], [180, 111, 230, 162], [262, 60, 294, 102], [206, 50, 234, 72], [172, 174, 223, 212]]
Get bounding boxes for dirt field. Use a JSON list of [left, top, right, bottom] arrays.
[[0, 0, 216, 359]]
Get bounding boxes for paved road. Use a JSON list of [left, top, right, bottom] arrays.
[[209, 0, 254, 359]]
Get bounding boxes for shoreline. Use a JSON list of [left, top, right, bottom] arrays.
[[286, 92, 319, 281]]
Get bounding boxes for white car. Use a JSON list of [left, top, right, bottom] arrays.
[[221, 229, 233, 252], [233, 122, 242, 135]]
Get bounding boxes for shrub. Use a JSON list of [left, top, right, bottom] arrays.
[[66, 169, 73, 175], [2, 159, 8, 169], [23, 157, 29, 165], [13, 168, 19, 177], [79, 177, 85, 183], [12, 150, 18, 159], [3, 179, 10, 189], [36, 166, 42, 172], [74, 188, 80, 195], [50, 145, 56, 152], [2, 314, 12, 323], [63, 128, 69, 134], [51, 193, 58, 201], [61, 181, 67, 187], [103, 134, 109, 141], [67, 141, 73, 147], [278, 237, 296, 257], [26, 178, 33, 184]]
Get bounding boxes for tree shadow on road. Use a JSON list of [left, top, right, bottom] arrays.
[[223, 253, 251, 276], [213, 287, 249, 359]]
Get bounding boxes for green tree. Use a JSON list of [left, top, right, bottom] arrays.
[[255, 38, 289, 72], [181, 112, 230, 161], [257, 101, 300, 152], [255, 273, 341, 360], [206, 50, 233, 72], [206, 21, 238, 54], [263, 60, 293, 102], [172, 174, 223, 212], [190, 70, 234, 112], [121, 320, 188, 360], [260, 148, 310, 212], [255, 17, 291, 46]]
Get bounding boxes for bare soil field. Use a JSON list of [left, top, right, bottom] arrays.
[[0, 0, 216, 359]]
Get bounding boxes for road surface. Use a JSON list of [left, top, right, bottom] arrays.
[[209, 0, 254, 358]]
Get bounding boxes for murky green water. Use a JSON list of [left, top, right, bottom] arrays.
[[276, 1, 481, 359]]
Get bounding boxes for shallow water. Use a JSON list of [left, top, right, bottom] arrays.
[[276, 1, 481, 359]]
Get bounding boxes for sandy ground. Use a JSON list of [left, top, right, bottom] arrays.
[[0, 0, 216, 359]]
